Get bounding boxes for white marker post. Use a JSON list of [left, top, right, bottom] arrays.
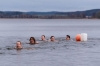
[[81, 33, 87, 41]]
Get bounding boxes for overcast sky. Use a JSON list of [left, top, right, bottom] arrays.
[[0, 0, 100, 12]]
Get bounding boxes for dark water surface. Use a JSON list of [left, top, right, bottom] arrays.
[[0, 19, 100, 66]]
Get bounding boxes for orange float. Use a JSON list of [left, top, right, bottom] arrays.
[[75, 34, 81, 41]]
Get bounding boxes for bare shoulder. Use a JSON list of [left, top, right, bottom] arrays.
[[36, 42, 39, 44], [55, 40, 58, 42]]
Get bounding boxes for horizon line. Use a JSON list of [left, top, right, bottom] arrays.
[[0, 8, 100, 12]]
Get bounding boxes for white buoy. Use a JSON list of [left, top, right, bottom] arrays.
[[81, 33, 87, 41]]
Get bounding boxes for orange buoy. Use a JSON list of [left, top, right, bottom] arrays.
[[75, 34, 81, 41]]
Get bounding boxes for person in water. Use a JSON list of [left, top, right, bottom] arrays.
[[66, 35, 70, 40], [49, 36, 58, 42], [29, 37, 38, 44], [41, 35, 47, 41], [15, 41, 23, 49]]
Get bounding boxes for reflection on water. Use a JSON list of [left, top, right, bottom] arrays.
[[0, 19, 100, 66]]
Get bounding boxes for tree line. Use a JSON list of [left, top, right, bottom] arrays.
[[0, 9, 100, 19]]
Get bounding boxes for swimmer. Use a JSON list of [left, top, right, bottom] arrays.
[[41, 35, 47, 41], [66, 35, 70, 40], [48, 36, 58, 42], [15, 41, 23, 49], [29, 37, 39, 44]]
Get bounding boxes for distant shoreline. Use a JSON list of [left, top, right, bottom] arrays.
[[0, 17, 99, 19], [0, 9, 100, 19]]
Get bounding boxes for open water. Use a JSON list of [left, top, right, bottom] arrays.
[[0, 19, 100, 66]]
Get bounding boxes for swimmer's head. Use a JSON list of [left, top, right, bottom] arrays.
[[41, 35, 45, 40], [16, 41, 22, 49], [29, 37, 36, 44], [50, 36, 55, 41], [66, 35, 70, 40]]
